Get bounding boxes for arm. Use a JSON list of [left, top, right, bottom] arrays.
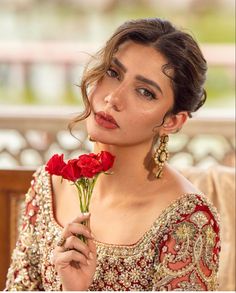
[[152, 201, 221, 290], [5, 174, 43, 291]]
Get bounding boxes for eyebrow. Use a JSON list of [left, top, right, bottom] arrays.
[[112, 57, 163, 95], [112, 58, 127, 73], [135, 75, 163, 95]]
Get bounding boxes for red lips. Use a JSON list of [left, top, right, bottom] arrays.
[[95, 111, 119, 129]]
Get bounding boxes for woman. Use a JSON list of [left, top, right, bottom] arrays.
[[6, 18, 220, 291]]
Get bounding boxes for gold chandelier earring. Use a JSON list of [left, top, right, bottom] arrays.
[[153, 134, 169, 179], [88, 135, 96, 142]]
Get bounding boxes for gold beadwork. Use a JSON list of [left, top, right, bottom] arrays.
[[5, 167, 220, 291], [153, 134, 169, 179]]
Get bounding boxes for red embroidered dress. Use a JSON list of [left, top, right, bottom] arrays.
[[6, 167, 220, 291]]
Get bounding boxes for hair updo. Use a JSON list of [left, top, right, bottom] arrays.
[[73, 18, 207, 125]]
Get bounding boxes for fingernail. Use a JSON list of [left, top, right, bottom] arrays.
[[89, 252, 94, 260], [82, 212, 90, 216]]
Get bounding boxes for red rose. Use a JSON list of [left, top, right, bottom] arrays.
[[77, 154, 103, 178], [61, 159, 81, 182], [99, 151, 115, 171], [45, 151, 115, 230], [46, 151, 115, 182], [45, 154, 66, 176]]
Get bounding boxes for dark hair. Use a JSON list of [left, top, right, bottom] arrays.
[[71, 18, 207, 127]]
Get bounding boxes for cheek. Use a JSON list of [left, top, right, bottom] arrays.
[[88, 87, 96, 104], [85, 115, 92, 132], [89, 87, 105, 110], [128, 108, 164, 129], [122, 112, 157, 139]]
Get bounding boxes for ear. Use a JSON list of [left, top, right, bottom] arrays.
[[159, 111, 188, 135]]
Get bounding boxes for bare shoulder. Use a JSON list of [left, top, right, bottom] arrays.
[[51, 174, 75, 199], [51, 175, 63, 196], [143, 164, 202, 219], [163, 164, 202, 196], [50, 174, 79, 226]]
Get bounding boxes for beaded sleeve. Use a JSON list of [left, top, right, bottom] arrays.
[[152, 196, 221, 290], [5, 173, 43, 291]]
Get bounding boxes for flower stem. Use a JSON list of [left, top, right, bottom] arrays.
[[74, 179, 94, 243]]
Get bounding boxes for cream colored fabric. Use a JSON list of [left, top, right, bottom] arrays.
[[180, 165, 235, 291]]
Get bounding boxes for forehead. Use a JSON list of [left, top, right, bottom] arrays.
[[113, 41, 173, 98], [114, 41, 169, 73]]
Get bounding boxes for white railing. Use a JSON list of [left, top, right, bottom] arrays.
[[0, 42, 234, 67], [0, 106, 235, 169]]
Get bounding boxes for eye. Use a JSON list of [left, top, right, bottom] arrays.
[[137, 88, 156, 100], [106, 68, 119, 79]]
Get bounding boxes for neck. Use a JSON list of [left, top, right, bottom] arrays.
[[93, 141, 157, 200]]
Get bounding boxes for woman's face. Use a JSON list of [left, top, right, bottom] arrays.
[[86, 41, 174, 147]]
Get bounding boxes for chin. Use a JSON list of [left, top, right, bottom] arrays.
[[86, 122, 114, 145], [88, 133, 113, 145]]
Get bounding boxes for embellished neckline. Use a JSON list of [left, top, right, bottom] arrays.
[[42, 168, 205, 252]]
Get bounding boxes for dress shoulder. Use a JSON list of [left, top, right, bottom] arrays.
[[152, 193, 221, 291], [5, 165, 52, 291]]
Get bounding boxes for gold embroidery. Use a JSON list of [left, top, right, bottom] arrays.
[[201, 224, 217, 271], [174, 271, 203, 290], [205, 225, 216, 246], [6, 167, 220, 291], [173, 222, 196, 241], [190, 211, 208, 228]]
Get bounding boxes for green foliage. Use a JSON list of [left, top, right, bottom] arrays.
[[187, 11, 235, 43], [205, 67, 235, 108]]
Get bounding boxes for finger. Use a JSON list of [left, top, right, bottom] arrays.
[[62, 222, 93, 240], [54, 245, 65, 253], [71, 213, 91, 224], [87, 238, 97, 260], [55, 250, 88, 268], [51, 246, 65, 265], [64, 235, 90, 258]]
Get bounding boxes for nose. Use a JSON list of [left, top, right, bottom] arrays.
[[104, 83, 126, 112]]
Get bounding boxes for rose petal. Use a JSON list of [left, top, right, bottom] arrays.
[[99, 151, 115, 171], [45, 154, 66, 176], [61, 159, 81, 182]]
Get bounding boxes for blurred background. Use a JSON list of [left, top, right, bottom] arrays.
[[0, 0, 235, 168], [0, 2, 235, 290]]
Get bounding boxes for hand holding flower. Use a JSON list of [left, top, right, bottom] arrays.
[[48, 151, 115, 290], [46, 151, 115, 240], [52, 213, 97, 291]]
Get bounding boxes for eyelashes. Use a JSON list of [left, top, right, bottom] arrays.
[[106, 67, 157, 101], [106, 68, 119, 79], [136, 88, 156, 100]]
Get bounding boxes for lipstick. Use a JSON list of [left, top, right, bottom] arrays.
[[95, 111, 119, 129]]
